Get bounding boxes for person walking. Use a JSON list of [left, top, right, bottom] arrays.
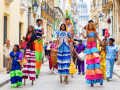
[[8, 44, 23, 87], [3, 39, 13, 73], [81, 22, 103, 87], [34, 19, 44, 78], [99, 45, 106, 79], [56, 23, 77, 84], [22, 25, 37, 85], [106, 38, 118, 81], [49, 38, 58, 74], [76, 40, 85, 75]]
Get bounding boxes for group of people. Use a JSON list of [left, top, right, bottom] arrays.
[[3, 18, 118, 88]]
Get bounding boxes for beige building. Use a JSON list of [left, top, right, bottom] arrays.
[[0, 0, 28, 71]]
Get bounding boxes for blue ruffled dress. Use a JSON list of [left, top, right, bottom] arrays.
[[56, 31, 71, 75], [10, 51, 23, 87]]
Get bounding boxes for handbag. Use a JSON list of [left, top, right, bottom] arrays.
[[18, 57, 28, 66], [77, 52, 86, 61]]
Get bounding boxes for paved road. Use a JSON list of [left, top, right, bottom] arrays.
[[1, 61, 120, 90]]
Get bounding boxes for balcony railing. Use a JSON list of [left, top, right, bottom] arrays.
[[41, 1, 55, 20]]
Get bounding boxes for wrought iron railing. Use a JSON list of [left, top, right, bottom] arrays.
[[41, 1, 55, 20]]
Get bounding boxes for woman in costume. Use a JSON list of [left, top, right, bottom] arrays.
[[81, 22, 103, 87], [8, 44, 23, 87], [49, 38, 58, 74], [22, 25, 37, 85], [56, 23, 77, 84], [99, 45, 106, 79]]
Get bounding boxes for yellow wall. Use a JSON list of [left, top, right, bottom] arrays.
[[0, 0, 27, 71]]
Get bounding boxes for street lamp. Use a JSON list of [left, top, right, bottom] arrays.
[[99, 13, 104, 21], [32, 1, 39, 12]]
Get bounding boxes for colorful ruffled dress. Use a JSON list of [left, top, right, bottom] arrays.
[[10, 51, 23, 87], [56, 31, 71, 75], [85, 32, 103, 84], [100, 50, 106, 79]]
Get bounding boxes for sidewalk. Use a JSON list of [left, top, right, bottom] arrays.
[[0, 57, 48, 87]]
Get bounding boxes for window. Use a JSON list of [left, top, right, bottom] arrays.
[[19, 23, 22, 42]]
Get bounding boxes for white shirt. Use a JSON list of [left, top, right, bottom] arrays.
[[3, 44, 13, 59]]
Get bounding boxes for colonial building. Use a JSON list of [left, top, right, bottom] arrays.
[[0, 0, 28, 71]]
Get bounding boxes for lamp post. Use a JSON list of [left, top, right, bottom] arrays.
[[32, 1, 39, 12]]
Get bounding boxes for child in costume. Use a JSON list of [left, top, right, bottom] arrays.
[[8, 44, 23, 87], [81, 22, 103, 87], [99, 45, 106, 79], [56, 23, 77, 84]]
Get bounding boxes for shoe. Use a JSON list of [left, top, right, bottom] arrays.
[[78, 72, 81, 74], [109, 79, 112, 81], [91, 84, 94, 87], [107, 78, 110, 81], [7, 72, 10, 74], [49, 70, 52, 74], [82, 72, 85, 75], [100, 83, 103, 86], [36, 75, 38, 79]]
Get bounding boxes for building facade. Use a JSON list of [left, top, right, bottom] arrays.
[[0, 0, 28, 71]]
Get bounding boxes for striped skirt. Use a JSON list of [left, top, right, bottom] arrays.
[[22, 49, 36, 80], [85, 41, 103, 84], [57, 42, 70, 75]]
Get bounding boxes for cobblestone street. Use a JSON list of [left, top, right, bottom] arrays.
[[1, 61, 120, 90]]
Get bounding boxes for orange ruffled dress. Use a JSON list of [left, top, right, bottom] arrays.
[[85, 41, 103, 84]]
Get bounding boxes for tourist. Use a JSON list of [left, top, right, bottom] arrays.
[[3, 39, 13, 73]]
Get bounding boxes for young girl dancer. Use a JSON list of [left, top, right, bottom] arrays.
[[56, 23, 77, 84], [81, 22, 103, 87]]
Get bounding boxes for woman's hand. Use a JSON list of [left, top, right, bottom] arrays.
[[81, 33, 83, 36]]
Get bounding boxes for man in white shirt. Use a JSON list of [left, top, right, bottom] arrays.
[[3, 39, 13, 73]]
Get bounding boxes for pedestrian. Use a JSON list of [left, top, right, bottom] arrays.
[[3, 39, 13, 73], [81, 22, 103, 87], [8, 44, 23, 87], [43, 42, 48, 57], [34, 19, 44, 78], [99, 45, 106, 79], [56, 23, 77, 84], [49, 38, 58, 74], [47, 41, 52, 59], [106, 38, 118, 81], [76, 40, 85, 75], [22, 25, 37, 85]]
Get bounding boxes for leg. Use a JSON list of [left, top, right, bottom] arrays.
[[5, 58, 9, 73], [22, 49, 30, 81], [110, 60, 115, 79], [77, 59, 81, 74], [29, 50, 36, 81], [60, 75, 62, 83], [106, 60, 110, 80], [81, 61, 85, 74]]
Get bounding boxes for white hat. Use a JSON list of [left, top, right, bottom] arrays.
[[53, 38, 57, 41]]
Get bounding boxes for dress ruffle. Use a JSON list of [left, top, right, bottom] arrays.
[[86, 79, 103, 84], [86, 58, 100, 64], [85, 68, 103, 75], [85, 74, 103, 80], [85, 47, 99, 54], [86, 63, 101, 69], [10, 70, 23, 77]]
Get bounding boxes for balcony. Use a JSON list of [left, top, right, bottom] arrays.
[[20, 0, 27, 13], [41, 1, 55, 23], [102, 0, 113, 13], [5, 0, 13, 5]]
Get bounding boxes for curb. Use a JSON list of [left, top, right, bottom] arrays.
[[0, 79, 10, 87]]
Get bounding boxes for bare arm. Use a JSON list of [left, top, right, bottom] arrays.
[[69, 37, 77, 46], [81, 31, 87, 39], [71, 26, 74, 37], [116, 52, 118, 59], [38, 28, 44, 34], [95, 32, 101, 43]]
